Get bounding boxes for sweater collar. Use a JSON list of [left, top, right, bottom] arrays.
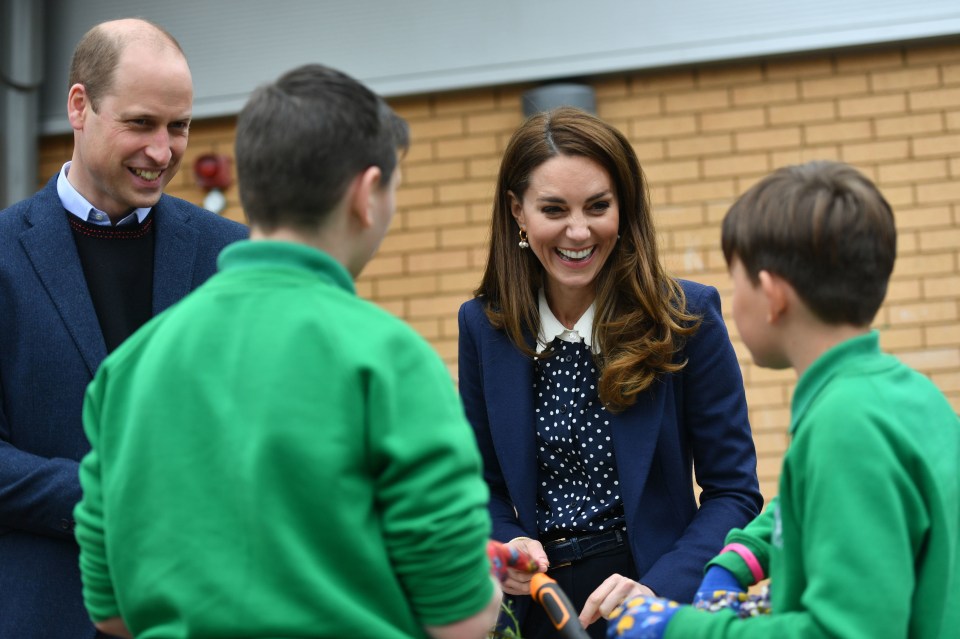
[[217, 240, 355, 294], [790, 330, 880, 434]]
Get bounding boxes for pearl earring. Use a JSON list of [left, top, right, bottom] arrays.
[[518, 228, 529, 249]]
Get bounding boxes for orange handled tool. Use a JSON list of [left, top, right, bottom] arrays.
[[530, 573, 591, 639]]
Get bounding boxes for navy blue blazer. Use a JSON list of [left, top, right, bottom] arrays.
[[0, 175, 248, 639], [458, 280, 762, 604]]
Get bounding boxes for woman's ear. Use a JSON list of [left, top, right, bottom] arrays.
[[508, 190, 525, 228]]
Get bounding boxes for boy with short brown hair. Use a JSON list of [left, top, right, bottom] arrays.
[[600, 161, 960, 639]]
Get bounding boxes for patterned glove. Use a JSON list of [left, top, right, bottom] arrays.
[[607, 595, 682, 639], [487, 540, 538, 583], [693, 565, 746, 612], [699, 583, 772, 619]]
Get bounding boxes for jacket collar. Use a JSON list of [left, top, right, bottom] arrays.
[[20, 176, 204, 374]]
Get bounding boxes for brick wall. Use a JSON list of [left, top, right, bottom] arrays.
[[38, 40, 960, 501]]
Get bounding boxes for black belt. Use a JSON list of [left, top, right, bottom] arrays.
[[542, 529, 627, 568]]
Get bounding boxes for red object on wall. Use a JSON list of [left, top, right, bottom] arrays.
[[193, 154, 232, 191]]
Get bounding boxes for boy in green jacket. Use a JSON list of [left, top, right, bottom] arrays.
[[74, 64, 502, 639], [584, 161, 960, 639]]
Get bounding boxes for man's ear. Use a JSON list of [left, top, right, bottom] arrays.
[[758, 270, 789, 324], [67, 84, 89, 131], [348, 165, 383, 229]]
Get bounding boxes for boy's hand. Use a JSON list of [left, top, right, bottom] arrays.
[[607, 595, 682, 639]]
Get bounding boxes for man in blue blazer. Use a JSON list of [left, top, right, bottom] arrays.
[[0, 18, 247, 638]]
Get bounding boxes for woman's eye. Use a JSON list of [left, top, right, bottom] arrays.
[[589, 201, 610, 215]]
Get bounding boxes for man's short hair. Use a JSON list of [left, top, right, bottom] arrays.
[[235, 64, 410, 233], [68, 19, 184, 112], [722, 160, 896, 326]]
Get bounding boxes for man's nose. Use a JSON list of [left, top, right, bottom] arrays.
[[144, 130, 172, 165]]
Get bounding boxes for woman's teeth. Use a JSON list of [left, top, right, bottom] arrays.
[[557, 247, 594, 260]]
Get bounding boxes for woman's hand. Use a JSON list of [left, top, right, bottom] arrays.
[[499, 537, 549, 595], [579, 573, 655, 628]]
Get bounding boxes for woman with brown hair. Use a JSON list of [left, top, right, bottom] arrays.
[[457, 107, 762, 638]]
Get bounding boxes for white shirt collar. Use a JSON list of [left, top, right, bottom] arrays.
[[537, 288, 597, 354], [57, 161, 152, 227]]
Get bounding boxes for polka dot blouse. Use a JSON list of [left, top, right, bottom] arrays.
[[534, 336, 625, 536]]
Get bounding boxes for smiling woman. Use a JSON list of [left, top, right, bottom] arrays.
[[508, 154, 620, 324], [457, 107, 763, 639]]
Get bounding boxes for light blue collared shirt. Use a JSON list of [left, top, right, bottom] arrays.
[[536, 288, 598, 354], [56, 161, 152, 227]]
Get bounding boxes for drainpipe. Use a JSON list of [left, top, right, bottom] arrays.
[[1, 0, 44, 208]]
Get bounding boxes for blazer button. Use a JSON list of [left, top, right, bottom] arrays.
[[60, 518, 74, 531]]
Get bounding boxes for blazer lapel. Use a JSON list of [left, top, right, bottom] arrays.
[[483, 328, 539, 532], [609, 380, 667, 519], [478, 315, 671, 536], [151, 196, 200, 315], [20, 190, 106, 377]]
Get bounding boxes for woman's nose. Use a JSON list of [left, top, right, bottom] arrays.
[[566, 215, 591, 241]]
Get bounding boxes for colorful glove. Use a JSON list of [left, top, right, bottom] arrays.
[[693, 565, 746, 612], [699, 583, 772, 619], [607, 595, 682, 639], [487, 540, 538, 583]]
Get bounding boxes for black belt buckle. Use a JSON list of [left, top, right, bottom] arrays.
[[547, 538, 571, 569], [543, 529, 626, 569]]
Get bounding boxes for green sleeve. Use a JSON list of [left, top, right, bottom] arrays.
[[707, 498, 777, 587], [666, 606, 826, 639], [73, 370, 121, 622], [370, 335, 493, 627], [666, 398, 924, 639]]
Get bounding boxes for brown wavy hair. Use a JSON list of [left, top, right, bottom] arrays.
[[475, 107, 699, 412]]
